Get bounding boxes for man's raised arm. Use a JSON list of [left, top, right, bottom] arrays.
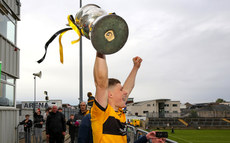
[[93, 52, 108, 108], [123, 56, 142, 101]]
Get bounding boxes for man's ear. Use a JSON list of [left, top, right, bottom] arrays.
[[108, 91, 113, 98]]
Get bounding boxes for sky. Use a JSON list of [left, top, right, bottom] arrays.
[[17, 0, 230, 105]]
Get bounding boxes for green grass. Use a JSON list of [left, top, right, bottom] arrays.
[[160, 129, 230, 143]]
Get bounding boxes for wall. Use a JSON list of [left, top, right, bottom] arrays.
[[0, 108, 19, 143]]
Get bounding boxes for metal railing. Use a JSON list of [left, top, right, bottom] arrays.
[[127, 125, 177, 143]]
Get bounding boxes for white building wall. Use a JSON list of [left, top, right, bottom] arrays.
[[0, 108, 19, 143], [127, 100, 181, 117]]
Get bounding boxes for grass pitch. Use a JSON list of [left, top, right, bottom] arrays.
[[161, 129, 230, 143]]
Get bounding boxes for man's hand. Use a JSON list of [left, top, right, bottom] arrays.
[[133, 56, 142, 69], [146, 131, 166, 143], [62, 132, 66, 136], [123, 56, 142, 101], [40, 122, 43, 124], [46, 134, 49, 138]]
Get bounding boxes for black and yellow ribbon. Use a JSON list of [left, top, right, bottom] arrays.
[[37, 15, 82, 64]]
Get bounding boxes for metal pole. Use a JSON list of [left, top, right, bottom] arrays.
[[33, 76, 36, 143], [34, 76, 36, 113], [79, 0, 83, 103]]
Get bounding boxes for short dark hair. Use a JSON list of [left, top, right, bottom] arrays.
[[108, 78, 121, 88], [25, 114, 30, 117], [87, 92, 92, 97]]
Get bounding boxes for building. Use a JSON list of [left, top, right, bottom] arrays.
[[220, 101, 230, 107], [17, 100, 62, 122], [126, 99, 180, 117], [0, 0, 21, 143], [196, 104, 230, 118]]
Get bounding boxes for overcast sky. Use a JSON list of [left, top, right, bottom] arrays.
[[17, 0, 230, 105]]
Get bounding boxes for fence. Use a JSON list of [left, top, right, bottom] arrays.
[[127, 125, 177, 143], [147, 112, 181, 118], [63, 107, 78, 119]]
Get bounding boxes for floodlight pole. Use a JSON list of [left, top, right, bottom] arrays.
[[79, 0, 83, 103]]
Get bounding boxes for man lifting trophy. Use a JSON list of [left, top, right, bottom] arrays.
[[37, 4, 129, 64]]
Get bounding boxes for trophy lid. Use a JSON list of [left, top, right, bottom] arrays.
[[90, 14, 129, 54]]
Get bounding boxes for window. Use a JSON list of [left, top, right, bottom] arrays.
[[0, 11, 16, 44], [173, 104, 178, 107], [164, 104, 169, 107], [173, 111, 178, 113], [152, 104, 154, 106], [0, 73, 15, 107], [147, 104, 151, 107], [143, 111, 149, 114], [165, 111, 169, 113]]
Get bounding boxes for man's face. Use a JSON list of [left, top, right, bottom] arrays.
[[52, 106, 58, 113], [110, 83, 127, 108], [80, 102, 86, 111]]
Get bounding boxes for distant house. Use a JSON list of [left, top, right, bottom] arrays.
[[126, 99, 180, 117], [220, 102, 230, 107]]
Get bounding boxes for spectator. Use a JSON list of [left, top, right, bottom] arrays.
[[134, 131, 166, 143], [78, 113, 93, 143], [75, 101, 89, 120], [43, 107, 51, 121], [87, 92, 95, 107], [171, 127, 174, 134], [58, 107, 63, 113], [46, 105, 66, 143], [67, 114, 78, 143], [20, 114, 32, 143], [74, 101, 89, 142], [34, 109, 45, 143]]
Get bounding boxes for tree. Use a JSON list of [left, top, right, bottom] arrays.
[[216, 98, 226, 103]]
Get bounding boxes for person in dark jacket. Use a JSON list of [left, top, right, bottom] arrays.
[[74, 101, 89, 142], [20, 114, 32, 143], [46, 105, 66, 143], [78, 113, 93, 143], [67, 114, 78, 143], [34, 109, 45, 143]]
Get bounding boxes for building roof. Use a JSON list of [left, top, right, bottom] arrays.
[[197, 104, 230, 112], [127, 99, 179, 106]]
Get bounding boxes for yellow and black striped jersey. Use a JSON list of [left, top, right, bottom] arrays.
[[91, 100, 127, 143]]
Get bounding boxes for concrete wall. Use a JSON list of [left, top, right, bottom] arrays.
[[0, 108, 19, 143]]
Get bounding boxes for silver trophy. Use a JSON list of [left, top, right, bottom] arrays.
[[75, 4, 129, 54]]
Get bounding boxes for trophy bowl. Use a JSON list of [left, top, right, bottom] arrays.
[[75, 4, 129, 54]]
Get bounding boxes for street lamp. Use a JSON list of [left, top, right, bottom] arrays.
[[32, 71, 42, 142], [33, 71, 42, 113]]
